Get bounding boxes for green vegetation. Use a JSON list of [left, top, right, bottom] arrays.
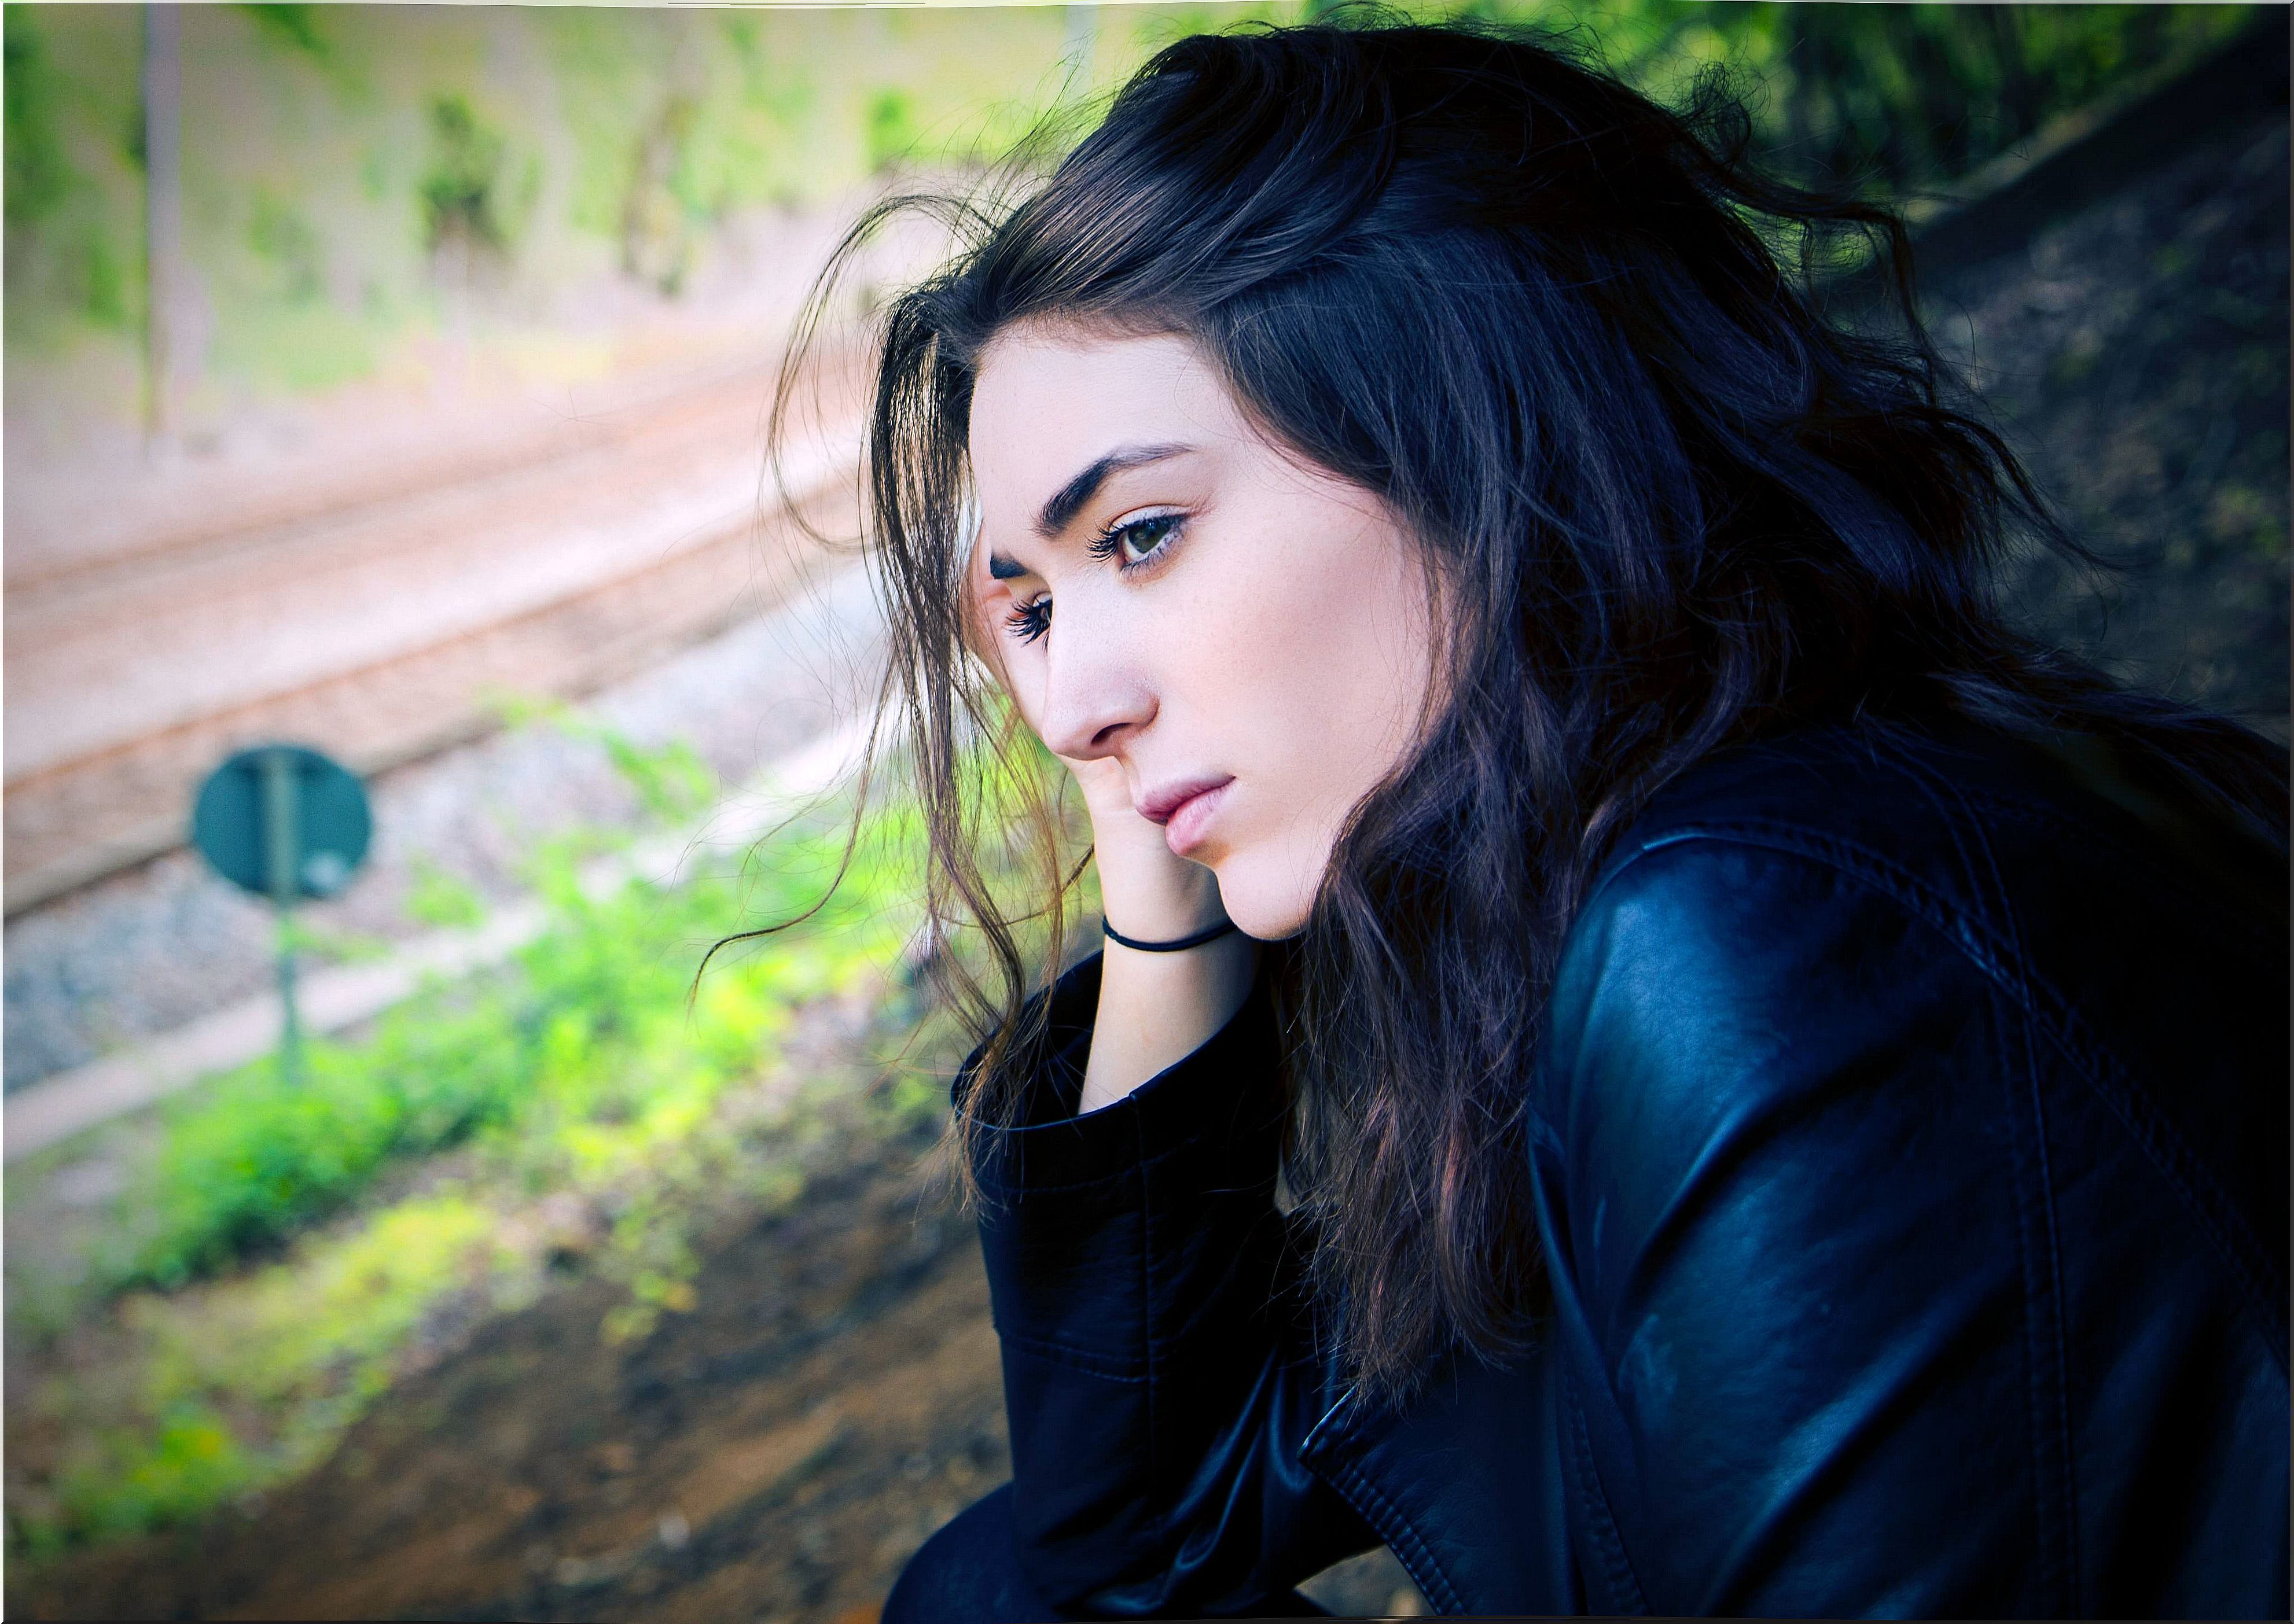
[[58, 1194, 510, 1545], [6, 711, 1098, 1560], [418, 93, 513, 259], [5, 19, 73, 232], [1, 1, 1122, 402], [237, 3, 328, 61], [3, 3, 145, 344], [2, 727, 1000, 1559], [1489, 3, 2256, 202], [3, 2, 2258, 412]]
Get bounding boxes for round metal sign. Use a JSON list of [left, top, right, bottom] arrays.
[[192, 743, 372, 901]]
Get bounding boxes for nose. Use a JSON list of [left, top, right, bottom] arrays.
[[1031, 601, 1154, 763]]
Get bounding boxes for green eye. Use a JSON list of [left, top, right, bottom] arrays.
[[1089, 513, 1184, 568]]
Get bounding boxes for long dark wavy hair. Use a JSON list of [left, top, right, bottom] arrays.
[[770, 16, 2288, 1398]]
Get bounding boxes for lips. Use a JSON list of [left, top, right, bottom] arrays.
[[1136, 775, 1235, 826], [1135, 776, 1236, 857]]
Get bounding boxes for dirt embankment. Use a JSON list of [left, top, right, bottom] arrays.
[[13, 1117, 1008, 1624], [1937, 107, 2289, 731], [10, 1094, 1421, 1623]]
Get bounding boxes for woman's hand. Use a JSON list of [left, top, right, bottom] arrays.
[[968, 553, 1260, 1113], [1058, 752, 1229, 945]]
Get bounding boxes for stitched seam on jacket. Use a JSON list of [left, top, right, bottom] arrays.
[[2039, 1016, 2288, 1369], [1949, 788, 2282, 950], [1326, 1461, 1465, 1615], [1981, 827, 2083, 1615], [1980, 977, 2054, 1619], [1564, 1369, 1651, 1615], [1904, 749, 2083, 1614], [1611, 821, 2288, 1365], [2011, 977, 2082, 1614], [1135, 1110, 1170, 1585]]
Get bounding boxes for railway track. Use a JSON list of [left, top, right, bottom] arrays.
[[3, 345, 871, 915]]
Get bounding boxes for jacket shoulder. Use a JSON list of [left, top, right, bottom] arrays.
[[1530, 721, 2291, 1617], [1547, 715, 2288, 1356], [1576, 716, 2289, 1079], [1595, 715, 2282, 950]]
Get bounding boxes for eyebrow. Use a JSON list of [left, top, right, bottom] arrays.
[[1036, 441, 1194, 536], [984, 441, 1196, 580]]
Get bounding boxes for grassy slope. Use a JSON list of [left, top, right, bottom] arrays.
[[1, 729, 1013, 1559]]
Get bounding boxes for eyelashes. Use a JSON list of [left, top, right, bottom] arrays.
[[1087, 511, 1183, 568], [1006, 594, 1053, 645], [1001, 511, 1185, 645]]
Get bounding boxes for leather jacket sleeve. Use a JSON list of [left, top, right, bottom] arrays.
[[1527, 827, 2285, 1617], [959, 949, 1380, 1616]]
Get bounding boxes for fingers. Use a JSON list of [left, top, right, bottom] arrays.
[[954, 532, 1001, 675], [961, 528, 1046, 736]]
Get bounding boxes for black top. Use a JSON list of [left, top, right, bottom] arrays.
[[958, 716, 2290, 1618]]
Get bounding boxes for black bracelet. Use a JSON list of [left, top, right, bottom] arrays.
[[1102, 916, 1240, 953]]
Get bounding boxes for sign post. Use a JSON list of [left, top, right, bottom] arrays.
[[192, 744, 373, 1082]]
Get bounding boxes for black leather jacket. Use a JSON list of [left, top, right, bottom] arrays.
[[961, 717, 2289, 1618]]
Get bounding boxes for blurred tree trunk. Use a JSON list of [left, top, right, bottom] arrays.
[[141, 1, 182, 452]]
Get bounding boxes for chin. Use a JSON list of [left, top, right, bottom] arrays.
[[1209, 849, 1319, 942]]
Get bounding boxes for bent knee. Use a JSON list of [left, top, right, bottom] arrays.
[[881, 1482, 1330, 1621], [883, 1484, 1054, 1624]]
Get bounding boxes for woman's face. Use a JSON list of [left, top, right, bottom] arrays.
[[965, 323, 1440, 938]]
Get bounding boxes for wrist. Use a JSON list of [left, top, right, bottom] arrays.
[[1095, 861, 1228, 942], [1090, 811, 1227, 940], [1080, 927, 1259, 1113], [1102, 916, 1238, 953]]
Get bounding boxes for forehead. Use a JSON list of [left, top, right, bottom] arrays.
[[967, 326, 1243, 504]]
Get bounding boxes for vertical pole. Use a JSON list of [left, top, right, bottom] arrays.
[[262, 749, 304, 1084], [141, 2, 183, 455]]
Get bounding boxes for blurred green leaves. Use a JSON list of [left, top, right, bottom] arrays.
[[1580, 2, 2259, 202], [5, 2, 2260, 400], [3, 4, 144, 337], [247, 190, 323, 301], [866, 88, 921, 174], [5, 16, 72, 231], [403, 857, 486, 931], [235, 3, 328, 61], [103, 728, 891, 1295], [6, 727, 943, 1559], [419, 92, 510, 259]]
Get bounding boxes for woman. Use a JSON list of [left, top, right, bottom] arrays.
[[790, 19, 2287, 1618]]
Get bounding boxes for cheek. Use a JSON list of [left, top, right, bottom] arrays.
[[1159, 498, 1429, 935], [1225, 513, 1431, 797]]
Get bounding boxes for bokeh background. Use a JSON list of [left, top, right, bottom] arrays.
[[5, 4, 2285, 1619]]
